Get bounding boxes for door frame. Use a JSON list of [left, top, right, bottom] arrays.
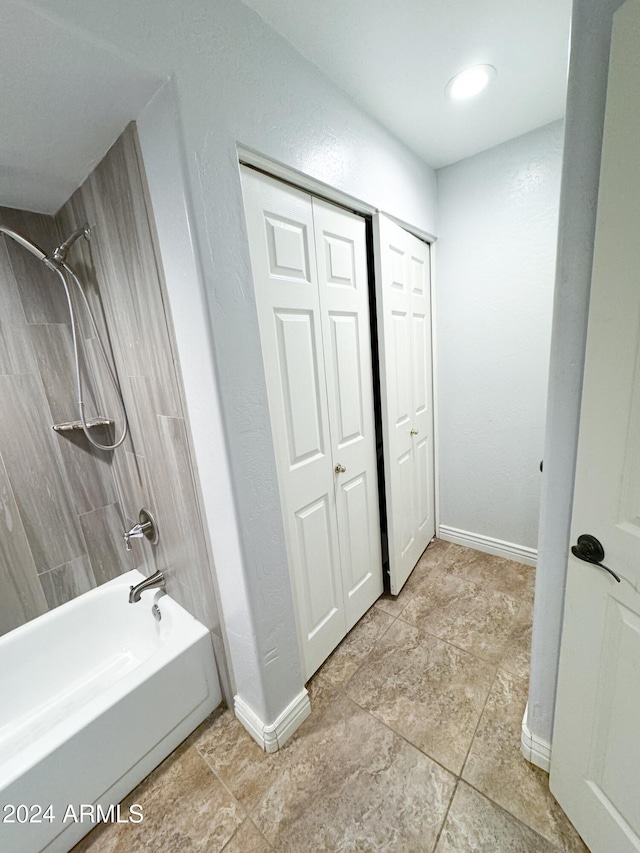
[[237, 145, 442, 551]]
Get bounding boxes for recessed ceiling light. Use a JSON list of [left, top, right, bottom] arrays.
[[445, 65, 497, 100]]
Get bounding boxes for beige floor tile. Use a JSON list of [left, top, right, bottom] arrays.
[[317, 605, 393, 686], [193, 707, 282, 811], [523, 568, 537, 602], [417, 537, 453, 568], [375, 585, 416, 617], [72, 742, 244, 853], [194, 678, 339, 812], [221, 818, 272, 852], [438, 545, 534, 598], [346, 618, 496, 774], [374, 566, 427, 618], [375, 539, 451, 617], [252, 692, 456, 852], [501, 600, 533, 680], [400, 570, 520, 663], [435, 781, 560, 853], [462, 670, 588, 852]]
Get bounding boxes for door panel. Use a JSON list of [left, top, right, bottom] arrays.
[[340, 472, 373, 593], [265, 215, 311, 280], [397, 450, 416, 558], [410, 251, 426, 296], [392, 310, 412, 424], [412, 312, 428, 415], [374, 214, 435, 593], [588, 599, 640, 838], [328, 312, 364, 447], [296, 495, 341, 639], [313, 197, 383, 629], [240, 167, 345, 679], [274, 310, 325, 466], [323, 233, 357, 288], [415, 435, 432, 535], [550, 3, 640, 850]]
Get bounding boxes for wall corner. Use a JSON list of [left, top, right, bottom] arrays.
[[234, 689, 311, 753], [521, 703, 552, 772]]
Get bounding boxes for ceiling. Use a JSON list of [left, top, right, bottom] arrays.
[[241, 0, 572, 169], [0, 0, 571, 215], [0, 1, 163, 214]]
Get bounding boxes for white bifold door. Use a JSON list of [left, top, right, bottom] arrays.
[[374, 214, 435, 594], [241, 166, 382, 680]]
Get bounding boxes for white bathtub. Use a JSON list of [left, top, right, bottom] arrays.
[[0, 570, 222, 853]]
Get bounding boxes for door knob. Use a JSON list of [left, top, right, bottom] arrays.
[[334, 463, 346, 474], [571, 534, 621, 582], [410, 428, 418, 436]]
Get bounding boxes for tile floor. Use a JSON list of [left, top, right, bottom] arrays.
[[73, 540, 589, 852]]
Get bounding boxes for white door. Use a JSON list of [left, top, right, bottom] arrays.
[[313, 197, 383, 630], [550, 2, 640, 850], [241, 166, 381, 679], [374, 214, 435, 594]]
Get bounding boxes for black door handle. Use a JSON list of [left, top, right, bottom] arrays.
[[571, 534, 621, 582]]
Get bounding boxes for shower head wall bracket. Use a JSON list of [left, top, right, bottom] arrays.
[[51, 224, 91, 266]]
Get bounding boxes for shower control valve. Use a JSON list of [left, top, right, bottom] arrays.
[[123, 508, 159, 551]]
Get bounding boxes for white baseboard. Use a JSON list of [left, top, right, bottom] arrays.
[[521, 703, 552, 772], [438, 525, 537, 567], [234, 688, 311, 753]]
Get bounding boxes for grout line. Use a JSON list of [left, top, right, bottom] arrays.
[[310, 669, 474, 850], [323, 609, 399, 691], [431, 659, 500, 852], [459, 668, 497, 777], [342, 693, 458, 781], [461, 780, 569, 853], [393, 607, 506, 672], [192, 739, 249, 821], [430, 776, 460, 853], [220, 817, 272, 853]]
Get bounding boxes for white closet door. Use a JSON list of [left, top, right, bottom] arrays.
[[241, 167, 345, 678], [374, 214, 435, 594], [312, 197, 383, 629]]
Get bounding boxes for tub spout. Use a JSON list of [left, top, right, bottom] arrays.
[[129, 570, 166, 604]]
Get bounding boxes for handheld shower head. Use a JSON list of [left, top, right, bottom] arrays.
[[0, 224, 88, 272], [0, 226, 49, 263]]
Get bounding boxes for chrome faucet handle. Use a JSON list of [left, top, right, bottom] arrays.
[[123, 508, 159, 551], [123, 523, 144, 551]]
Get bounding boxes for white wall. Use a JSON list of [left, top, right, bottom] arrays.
[[527, 0, 625, 751], [33, 0, 438, 729], [435, 122, 563, 553]]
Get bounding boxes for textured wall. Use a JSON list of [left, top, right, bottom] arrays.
[[0, 206, 133, 636], [435, 121, 564, 551]]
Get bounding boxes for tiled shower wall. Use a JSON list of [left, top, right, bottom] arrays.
[[0, 126, 228, 693], [0, 206, 135, 635]]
